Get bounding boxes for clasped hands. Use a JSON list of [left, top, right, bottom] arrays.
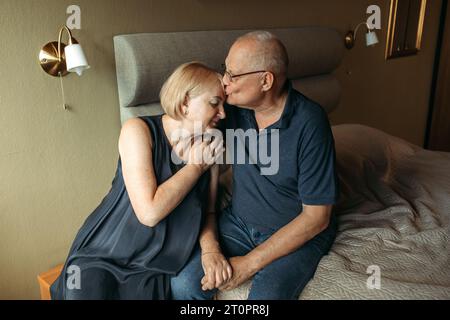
[[200, 252, 257, 292]]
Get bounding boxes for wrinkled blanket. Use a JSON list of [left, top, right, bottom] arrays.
[[217, 124, 450, 300]]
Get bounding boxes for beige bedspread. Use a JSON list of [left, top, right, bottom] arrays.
[[217, 124, 450, 300]]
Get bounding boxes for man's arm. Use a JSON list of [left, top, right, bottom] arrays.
[[219, 204, 332, 291], [247, 204, 332, 270]]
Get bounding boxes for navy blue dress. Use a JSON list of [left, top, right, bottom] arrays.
[[50, 115, 210, 300]]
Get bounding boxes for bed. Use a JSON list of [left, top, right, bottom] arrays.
[[113, 27, 450, 299]]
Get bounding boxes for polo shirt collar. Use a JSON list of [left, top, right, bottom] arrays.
[[272, 80, 295, 129]]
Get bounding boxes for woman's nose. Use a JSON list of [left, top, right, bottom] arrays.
[[218, 105, 226, 119]]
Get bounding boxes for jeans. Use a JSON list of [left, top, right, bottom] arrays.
[[171, 206, 337, 300]]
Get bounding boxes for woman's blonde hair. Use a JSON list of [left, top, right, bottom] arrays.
[[159, 62, 223, 119]]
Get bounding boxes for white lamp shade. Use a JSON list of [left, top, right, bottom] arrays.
[[65, 44, 90, 76], [366, 31, 379, 47]]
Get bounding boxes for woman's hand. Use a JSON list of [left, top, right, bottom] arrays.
[[200, 252, 233, 291], [173, 130, 224, 173]]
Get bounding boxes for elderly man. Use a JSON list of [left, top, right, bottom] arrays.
[[171, 31, 339, 300]]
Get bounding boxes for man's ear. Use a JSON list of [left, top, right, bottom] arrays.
[[261, 72, 274, 92]]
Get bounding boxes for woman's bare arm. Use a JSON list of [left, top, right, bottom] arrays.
[[198, 165, 233, 290], [199, 165, 221, 253], [118, 118, 207, 228]]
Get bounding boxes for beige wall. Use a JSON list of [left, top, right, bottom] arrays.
[[0, 0, 442, 299]]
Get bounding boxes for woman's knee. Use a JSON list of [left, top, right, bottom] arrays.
[[64, 266, 118, 299]]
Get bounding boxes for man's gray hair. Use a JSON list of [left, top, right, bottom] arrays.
[[236, 31, 289, 77]]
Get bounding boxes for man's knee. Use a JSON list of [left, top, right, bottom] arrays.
[[248, 275, 309, 300], [247, 244, 324, 300]]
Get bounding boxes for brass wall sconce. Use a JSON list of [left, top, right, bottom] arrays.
[[39, 26, 90, 77], [345, 22, 379, 49], [38, 26, 90, 109]]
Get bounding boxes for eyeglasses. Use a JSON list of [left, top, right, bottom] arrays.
[[221, 64, 266, 83]]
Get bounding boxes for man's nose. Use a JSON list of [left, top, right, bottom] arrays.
[[222, 74, 230, 86]]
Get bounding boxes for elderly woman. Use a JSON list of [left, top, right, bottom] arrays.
[[50, 62, 231, 299]]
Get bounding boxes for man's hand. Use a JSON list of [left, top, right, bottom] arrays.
[[218, 256, 259, 291], [200, 252, 233, 291]]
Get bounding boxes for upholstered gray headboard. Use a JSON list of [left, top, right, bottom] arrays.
[[113, 27, 344, 124]]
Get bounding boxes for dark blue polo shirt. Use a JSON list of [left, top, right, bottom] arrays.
[[224, 81, 340, 232]]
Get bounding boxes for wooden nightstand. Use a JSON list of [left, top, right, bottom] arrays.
[[37, 264, 63, 300]]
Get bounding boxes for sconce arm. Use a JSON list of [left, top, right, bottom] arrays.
[[57, 26, 74, 61], [353, 22, 372, 42]]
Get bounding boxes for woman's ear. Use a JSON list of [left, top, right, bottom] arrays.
[[181, 105, 189, 116], [181, 95, 190, 116], [261, 72, 274, 92]]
